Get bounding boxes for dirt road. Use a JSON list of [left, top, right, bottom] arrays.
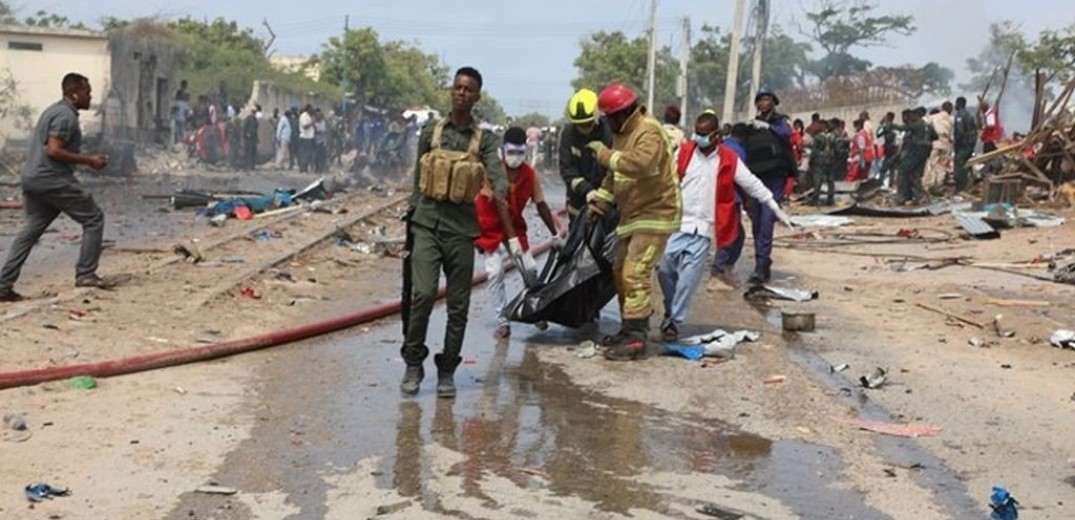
[[1, 168, 1072, 519]]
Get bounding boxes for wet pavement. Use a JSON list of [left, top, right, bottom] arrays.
[[164, 271, 905, 519]]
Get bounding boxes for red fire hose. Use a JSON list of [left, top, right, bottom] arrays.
[[0, 240, 557, 390]]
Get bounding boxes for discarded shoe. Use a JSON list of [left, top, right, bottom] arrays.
[[25, 483, 69, 502]]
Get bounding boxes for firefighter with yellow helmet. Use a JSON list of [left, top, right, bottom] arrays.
[[558, 88, 613, 223]]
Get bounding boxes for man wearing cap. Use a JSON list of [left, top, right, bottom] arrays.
[[559, 89, 613, 224], [586, 83, 681, 361], [741, 90, 794, 285]]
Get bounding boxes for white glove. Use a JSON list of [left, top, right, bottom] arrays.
[[507, 237, 524, 257], [585, 190, 598, 203], [751, 119, 771, 130], [520, 250, 537, 273], [551, 230, 567, 250], [768, 201, 795, 228]]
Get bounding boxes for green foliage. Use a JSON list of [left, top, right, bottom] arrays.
[[167, 17, 339, 105], [800, 0, 916, 80], [475, 95, 507, 125], [0, 67, 34, 133], [0, 1, 87, 29], [687, 25, 810, 115], [571, 31, 680, 110], [510, 112, 551, 128]]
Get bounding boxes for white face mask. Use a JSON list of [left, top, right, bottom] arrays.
[[504, 154, 525, 169]]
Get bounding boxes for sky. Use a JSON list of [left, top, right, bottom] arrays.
[[17, 0, 1073, 117]]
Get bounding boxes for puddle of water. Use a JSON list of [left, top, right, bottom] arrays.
[[165, 273, 891, 519]]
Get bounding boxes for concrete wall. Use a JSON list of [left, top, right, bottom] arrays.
[[0, 25, 110, 145], [246, 80, 334, 118], [104, 29, 179, 144]]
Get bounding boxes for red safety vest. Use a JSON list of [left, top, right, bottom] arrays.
[[474, 163, 535, 253], [676, 142, 741, 249]]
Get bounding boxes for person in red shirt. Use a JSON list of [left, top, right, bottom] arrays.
[[474, 127, 564, 339], [847, 119, 874, 181], [979, 100, 1003, 154]]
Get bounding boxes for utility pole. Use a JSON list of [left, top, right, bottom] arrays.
[[341, 15, 350, 113], [678, 16, 690, 125], [747, 0, 769, 115], [722, 0, 746, 124], [645, 0, 658, 110]]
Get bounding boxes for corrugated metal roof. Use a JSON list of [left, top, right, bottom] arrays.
[[954, 214, 1000, 239]]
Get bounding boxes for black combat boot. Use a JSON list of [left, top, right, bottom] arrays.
[[434, 353, 462, 399], [605, 319, 650, 361], [400, 365, 424, 396]]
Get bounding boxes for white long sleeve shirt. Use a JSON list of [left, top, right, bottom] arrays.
[[679, 146, 777, 238]]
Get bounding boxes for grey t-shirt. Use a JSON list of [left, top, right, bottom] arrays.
[[22, 99, 82, 192]]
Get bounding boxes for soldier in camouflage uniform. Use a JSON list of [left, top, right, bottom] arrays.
[[808, 120, 837, 206]]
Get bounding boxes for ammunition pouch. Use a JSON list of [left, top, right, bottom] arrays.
[[418, 121, 486, 204]]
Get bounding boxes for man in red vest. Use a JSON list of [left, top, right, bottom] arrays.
[[657, 112, 791, 342], [474, 127, 564, 339]]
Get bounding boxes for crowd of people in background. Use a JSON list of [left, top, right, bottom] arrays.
[[791, 96, 1000, 206]]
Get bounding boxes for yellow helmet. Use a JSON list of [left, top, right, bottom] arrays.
[[565, 89, 598, 124]]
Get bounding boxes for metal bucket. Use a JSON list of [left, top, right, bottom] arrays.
[[781, 311, 815, 332]]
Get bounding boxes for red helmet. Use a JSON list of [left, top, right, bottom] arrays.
[[598, 83, 638, 116]]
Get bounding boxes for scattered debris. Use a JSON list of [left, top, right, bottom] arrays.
[[195, 485, 238, 495], [953, 213, 1001, 240], [989, 486, 1019, 520], [1055, 262, 1075, 285], [571, 341, 598, 359], [67, 376, 97, 390], [1051, 330, 1075, 350], [984, 298, 1050, 307], [993, 315, 1015, 338], [860, 367, 887, 389], [937, 293, 963, 300], [969, 337, 989, 348], [763, 375, 786, 385], [695, 503, 746, 519], [788, 215, 854, 228], [375, 500, 412, 516], [781, 311, 816, 332], [3, 412, 30, 443], [835, 417, 943, 438], [25, 483, 69, 502], [915, 302, 985, 329], [663, 329, 760, 361], [172, 243, 203, 264], [514, 467, 550, 479], [830, 363, 849, 373], [744, 284, 819, 302], [239, 287, 261, 300]]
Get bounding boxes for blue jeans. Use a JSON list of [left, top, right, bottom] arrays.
[[658, 233, 712, 329], [745, 174, 786, 274], [712, 201, 744, 275]]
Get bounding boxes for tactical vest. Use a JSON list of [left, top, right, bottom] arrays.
[[417, 121, 486, 204], [745, 118, 794, 176]]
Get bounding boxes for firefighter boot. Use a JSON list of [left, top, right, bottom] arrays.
[[605, 318, 650, 361], [400, 365, 424, 396], [434, 353, 462, 399]]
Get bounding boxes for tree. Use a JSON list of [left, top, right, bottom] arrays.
[[864, 63, 954, 99], [962, 22, 1027, 94], [511, 112, 551, 128], [475, 95, 507, 125], [0, 2, 87, 29], [799, 0, 916, 81], [319, 28, 388, 106], [168, 17, 338, 104], [571, 31, 681, 110], [687, 25, 810, 116]]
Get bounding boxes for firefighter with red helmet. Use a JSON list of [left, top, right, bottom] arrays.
[[585, 83, 681, 361]]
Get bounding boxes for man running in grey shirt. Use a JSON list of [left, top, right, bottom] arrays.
[[0, 73, 111, 302]]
